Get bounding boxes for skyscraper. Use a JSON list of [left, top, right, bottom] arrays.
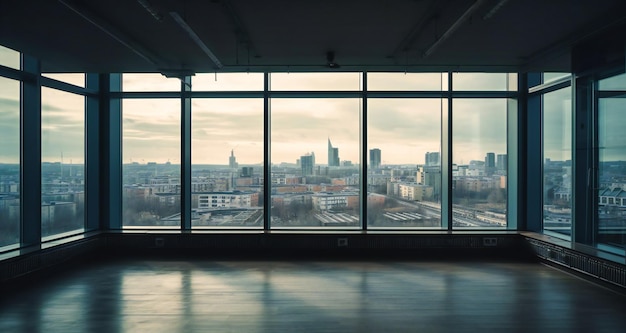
[[229, 149, 238, 168], [328, 138, 340, 167], [370, 148, 381, 169], [300, 153, 315, 176], [485, 152, 496, 175], [497, 154, 508, 172], [425, 152, 440, 166]]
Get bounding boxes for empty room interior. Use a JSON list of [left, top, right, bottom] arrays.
[[1, 0, 626, 332]]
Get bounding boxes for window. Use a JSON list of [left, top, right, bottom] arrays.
[[453, 73, 513, 91], [191, 99, 264, 228], [542, 87, 572, 237], [0, 45, 19, 70], [192, 73, 264, 91], [270, 73, 361, 91], [0, 77, 20, 247], [123, 74, 180, 92], [43, 73, 85, 88], [596, 78, 626, 250], [452, 99, 508, 228], [122, 99, 181, 227], [270, 98, 361, 228], [367, 73, 447, 91], [367, 99, 443, 228], [41, 87, 85, 238]]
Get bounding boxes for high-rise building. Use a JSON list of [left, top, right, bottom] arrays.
[[229, 149, 238, 168], [485, 152, 496, 175], [497, 154, 508, 172], [300, 153, 315, 176], [370, 148, 381, 169], [425, 152, 440, 166], [240, 166, 254, 177], [328, 138, 340, 167]]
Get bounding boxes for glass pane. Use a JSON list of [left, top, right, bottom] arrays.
[[367, 99, 443, 228], [598, 72, 626, 91], [0, 77, 20, 247], [192, 99, 264, 228], [123, 73, 181, 92], [193, 73, 264, 91], [597, 96, 626, 251], [453, 73, 510, 91], [543, 73, 570, 84], [270, 98, 360, 228], [41, 88, 85, 238], [543, 87, 572, 237], [270, 73, 361, 91], [367, 73, 447, 91], [452, 99, 507, 228], [0, 45, 20, 70], [43, 73, 85, 88], [123, 99, 181, 227]]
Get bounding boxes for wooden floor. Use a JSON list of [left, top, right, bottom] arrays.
[[1, 258, 625, 333]]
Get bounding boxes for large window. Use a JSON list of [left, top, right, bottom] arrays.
[[270, 98, 361, 228], [452, 99, 508, 228], [41, 87, 85, 238], [367, 99, 443, 228], [191, 99, 264, 228], [0, 77, 20, 247], [122, 99, 181, 227], [596, 73, 626, 251], [542, 87, 572, 237]]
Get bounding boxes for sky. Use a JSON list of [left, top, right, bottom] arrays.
[[4, 68, 624, 166]]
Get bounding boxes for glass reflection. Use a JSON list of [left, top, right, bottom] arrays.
[[367, 99, 443, 228], [270, 98, 361, 228], [597, 96, 626, 251], [542, 87, 572, 237], [0, 77, 20, 247], [191, 99, 264, 228], [41, 87, 85, 237], [452, 99, 507, 228], [122, 99, 181, 227]]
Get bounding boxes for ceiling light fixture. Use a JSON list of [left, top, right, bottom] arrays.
[[170, 11, 223, 69], [423, 0, 486, 58]]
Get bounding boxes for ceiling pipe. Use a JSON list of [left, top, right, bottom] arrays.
[[57, 0, 161, 67], [137, 0, 163, 22], [170, 11, 224, 69], [483, 0, 510, 20], [423, 0, 487, 58]]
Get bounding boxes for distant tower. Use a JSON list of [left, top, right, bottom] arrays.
[[229, 149, 238, 168], [485, 152, 496, 175], [328, 138, 340, 167], [425, 152, 440, 166], [370, 148, 381, 169], [300, 153, 315, 176], [496, 154, 508, 172]]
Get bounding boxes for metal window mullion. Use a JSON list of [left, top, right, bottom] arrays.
[[20, 55, 42, 247], [442, 72, 453, 231], [106, 74, 122, 230], [181, 77, 192, 230], [85, 73, 100, 231], [264, 72, 270, 231], [361, 72, 368, 231]]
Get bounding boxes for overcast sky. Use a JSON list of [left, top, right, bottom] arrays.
[[5, 70, 621, 166]]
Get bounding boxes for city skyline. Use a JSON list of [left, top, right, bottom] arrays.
[[3, 73, 625, 165]]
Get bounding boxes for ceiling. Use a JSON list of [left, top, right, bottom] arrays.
[[1, 0, 625, 74]]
